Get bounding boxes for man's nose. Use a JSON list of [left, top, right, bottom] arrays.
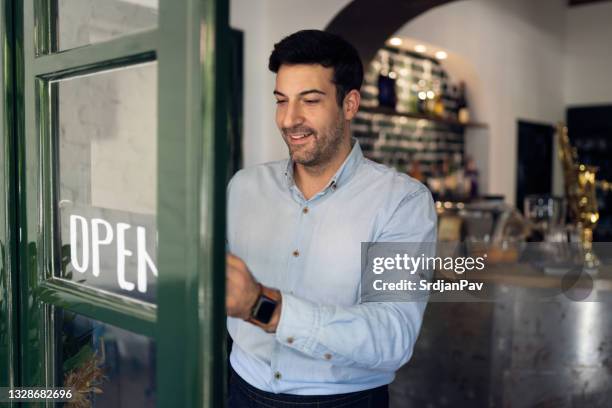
[[281, 101, 303, 129]]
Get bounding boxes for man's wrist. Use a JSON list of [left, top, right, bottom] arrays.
[[248, 286, 282, 333], [247, 283, 263, 317]]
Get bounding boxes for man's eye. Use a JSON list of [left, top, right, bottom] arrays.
[[276, 100, 287, 105], [304, 99, 320, 104]]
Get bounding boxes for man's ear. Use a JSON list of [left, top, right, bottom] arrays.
[[343, 89, 361, 120]]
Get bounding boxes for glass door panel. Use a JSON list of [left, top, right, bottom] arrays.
[[53, 61, 158, 303], [56, 0, 159, 52], [55, 308, 156, 407]]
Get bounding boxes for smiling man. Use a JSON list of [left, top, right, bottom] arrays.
[[225, 30, 437, 407]]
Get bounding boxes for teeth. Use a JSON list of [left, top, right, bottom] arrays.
[[290, 132, 311, 139]]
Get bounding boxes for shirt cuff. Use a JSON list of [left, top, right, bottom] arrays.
[[275, 292, 321, 355]]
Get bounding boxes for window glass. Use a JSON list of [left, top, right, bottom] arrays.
[[55, 62, 158, 304], [56, 0, 158, 51]]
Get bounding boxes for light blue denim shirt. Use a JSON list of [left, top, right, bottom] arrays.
[[226, 139, 437, 395]]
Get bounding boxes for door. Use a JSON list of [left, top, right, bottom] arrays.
[[0, 0, 18, 394], [2, 0, 228, 406], [567, 105, 612, 241], [516, 120, 554, 212]]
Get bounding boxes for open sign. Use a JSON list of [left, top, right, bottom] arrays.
[[69, 214, 158, 294]]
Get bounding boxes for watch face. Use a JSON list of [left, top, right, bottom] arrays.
[[255, 296, 277, 324]]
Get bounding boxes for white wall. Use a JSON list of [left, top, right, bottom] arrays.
[[564, 2, 612, 106], [394, 0, 567, 204], [230, 0, 351, 167]]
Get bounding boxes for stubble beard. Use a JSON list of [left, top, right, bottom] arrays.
[[284, 113, 346, 169]]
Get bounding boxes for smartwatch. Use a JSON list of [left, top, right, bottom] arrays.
[[250, 284, 278, 324]]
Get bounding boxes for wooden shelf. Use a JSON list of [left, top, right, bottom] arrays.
[[358, 106, 489, 129]]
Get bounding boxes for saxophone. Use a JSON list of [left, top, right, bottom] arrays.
[[557, 123, 607, 269]]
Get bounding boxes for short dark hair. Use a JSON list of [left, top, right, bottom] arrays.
[[268, 29, 363, 106]]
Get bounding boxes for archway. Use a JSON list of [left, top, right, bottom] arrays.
[[325, 0, 459, 66]]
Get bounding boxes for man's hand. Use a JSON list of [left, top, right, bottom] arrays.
[[226, 253, 260, 320], [226, 253, 283, 332]]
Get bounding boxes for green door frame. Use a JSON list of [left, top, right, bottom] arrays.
[[1, 0, 228, 406], [0, 0, 19, 393]]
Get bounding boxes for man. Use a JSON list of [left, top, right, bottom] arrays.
[[226, 30, 436, 407]]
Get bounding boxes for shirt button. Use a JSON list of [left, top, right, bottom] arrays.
[[331, 183, 337, 191], [324, 353, 332, 360], [292, 250, 300, 257], [302, 207, 309, 214], [274, 371, 282, 380], [287, 336, 294, 344]]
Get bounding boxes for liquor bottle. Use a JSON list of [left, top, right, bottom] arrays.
[[426, 93, 436, 115], [416, 79, 428, 114], [417, 90, 427, 114], [457, 81, 470, 124], [446, 84, 459, 121], [440, 82, 449, 119], [377, 60, 397, 109], [434, 93, 445, 118], [464, 155, 479, 199], [408, 91, 419, 114], [408, 160, 425, 182]]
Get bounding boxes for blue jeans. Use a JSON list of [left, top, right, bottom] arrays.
[[227, 366, 389, 408]]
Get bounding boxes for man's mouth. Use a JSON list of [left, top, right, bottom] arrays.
[[288, 132, 313, 140], [285, 130, 315, 144]]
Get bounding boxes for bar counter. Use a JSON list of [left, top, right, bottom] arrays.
[[390, 259, 612, 407]]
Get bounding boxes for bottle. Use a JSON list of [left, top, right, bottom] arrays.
[[457, 81, 470, 124], [426, 93, 436, 115], [447, 85, 459, 121], [416, 79, 427, 114], [408, 160, 425, 182], [443, 156, 457, 196], [408, 91, 419, 114], [440, 82, 449, 119], [434, 93, 445, 118], [464, 155, 479, 199], [377, 59, 397, 109]]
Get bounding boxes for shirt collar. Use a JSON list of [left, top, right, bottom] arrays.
[[284, 138, 364, 190]]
